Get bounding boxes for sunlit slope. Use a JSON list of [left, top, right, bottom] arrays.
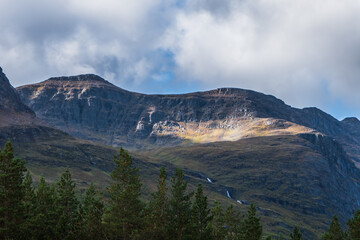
[[152, 117, 315, 143]]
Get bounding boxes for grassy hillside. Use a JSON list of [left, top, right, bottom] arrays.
[[136, 135, 360, 239], [2, 125, 358, 239]]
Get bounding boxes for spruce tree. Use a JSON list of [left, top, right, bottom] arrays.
[[191, 184, 213, 240], [211, 201, 226, 240], [243, 203, 262, 240], [278, 233, 285, 240], [347, 210, 360, 240], [224, 205, 244, 240], [56, 169, 80, 240], [146, 167, 168, 239], [104, 147, 144, 240], [167, 168, 193, 240], [33, 176, 58, 240], [83, 183, 104, 240], [22, 171, 36, 238], [0, 140, 26, 240], [290, 226, 303, 240], [322, 215, 345, 240]]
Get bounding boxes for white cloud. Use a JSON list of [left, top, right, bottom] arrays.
[[0, 0, 360, 118], [162, 0, 360, 113]]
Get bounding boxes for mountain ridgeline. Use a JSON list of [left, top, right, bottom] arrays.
[[16, 75, 360, 163], [1, 69, 360, 238]]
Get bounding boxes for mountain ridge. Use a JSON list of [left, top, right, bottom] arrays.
[[16, 73, 360, 166], [2, 68, 360, 238]]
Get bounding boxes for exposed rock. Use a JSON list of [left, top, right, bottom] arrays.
[[0, 68, 36, 127], [16, 74, 360, 166]]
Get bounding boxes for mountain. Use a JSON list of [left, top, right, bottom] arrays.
[[0, 67, 37, 127], [137, 134, 360, 238], [2, 70, 360, 238], [17, 74, 360, 165]]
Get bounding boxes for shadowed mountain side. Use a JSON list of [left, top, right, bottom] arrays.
[[0, 124, 233, 209], [137, 134, 360, 239], [1, 125, 358, 239], [0, 67, 37, 126], [16, 74, 360, 166]]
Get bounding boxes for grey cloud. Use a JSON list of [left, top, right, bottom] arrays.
[[162, 0, 360, 118], [0, 0, 360, 119]]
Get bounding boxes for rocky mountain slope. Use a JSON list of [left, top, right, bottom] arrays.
[[0, 67, 37, 127], [17, 74, 360, 165], [2, 69, 360, 238]]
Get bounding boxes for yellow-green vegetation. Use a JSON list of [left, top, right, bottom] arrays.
[[152, 118, 315, 144]]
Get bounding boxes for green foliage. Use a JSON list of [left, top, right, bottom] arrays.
[[82, 183, 104, 240], [56, 169, 80, 240], [211, 201, 227, 240], [290, 226, 303, 240], [321, 215, 345, 240], [22, 171, 36, 237], [0, 140, 26, 240], [104, 147, 144, 240], [146, 167, 168, 239], [32, 176, 58, 240], [224, 205, 244, 240], [347, 210, 360, 240], [167, 168, 194, 240], [5, 140, 360, 240], [191, 184, 213, 240], [244, 203, 262, 240], [278, 233, 285, 240]]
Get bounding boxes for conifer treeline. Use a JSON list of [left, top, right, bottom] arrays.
[[1, 141, 360, 240]]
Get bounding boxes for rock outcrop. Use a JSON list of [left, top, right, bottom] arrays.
[[16, 74, 360, 165], [0, 68, 36, 127]]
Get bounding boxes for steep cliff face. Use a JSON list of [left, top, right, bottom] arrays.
[[16, 74, 360, 164], [0, 67, 36, 127], [0, 67, 33, 114], [15, 75, 313, 145]]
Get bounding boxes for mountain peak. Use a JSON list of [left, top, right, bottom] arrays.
[[45, 74, 112, 85], [342, 117, 360, 125], [0, 67, 35, 125]]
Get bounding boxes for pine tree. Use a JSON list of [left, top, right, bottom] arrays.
[[347, 210, 360, 240], [22, 171, 36, 238], [167, 168, 193, 240], [224, 205, 244, 240], [104, 147, 144, 240], [243, 203, 262, 240], [83, 183, 104, 240], [211, 201, 226, 240], [278, 233, 285, 240], [290, 226, 303, 240], [0, 140, 26, 240], [146, 167, 168, 239], [322, 215, 345, 240], [56, 169, 80, 240], [32, 176, 58, 240], [191, 184, 213, 240]]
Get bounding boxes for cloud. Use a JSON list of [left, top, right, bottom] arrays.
[[0, 0, 360, 118], [162, 0, 360, 115], [0, 0, 177, 87]]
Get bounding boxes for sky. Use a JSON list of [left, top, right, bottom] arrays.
[[1, 0, 360, 120]]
